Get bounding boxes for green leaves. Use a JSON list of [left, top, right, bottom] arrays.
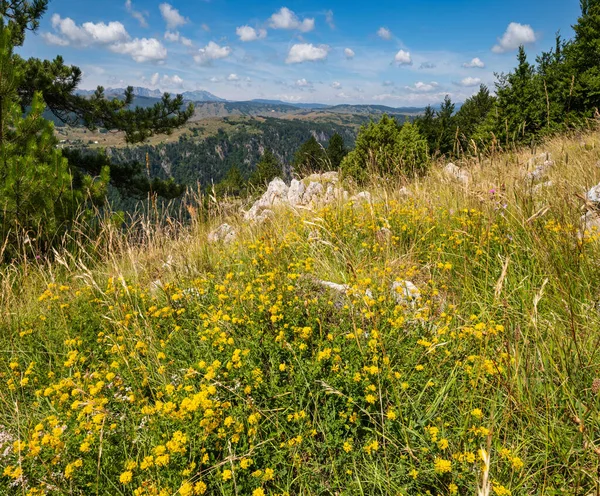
[[341, 115, 429, 183]]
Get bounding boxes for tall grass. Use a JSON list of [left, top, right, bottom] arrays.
[[1, 131, 600, 495]]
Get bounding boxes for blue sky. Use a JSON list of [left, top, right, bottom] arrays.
[[19, 0, 582, 106]]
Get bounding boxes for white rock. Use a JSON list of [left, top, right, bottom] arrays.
[[444, 163, 471, 185], [208, 223, 237, 244], [288, 179, 306, 206], [526, 153, 554, 182], [317, 280, 350, 293], [306, 171, 339, 184], [392, 280, 421, 304], [586, 183, 600, 204], [303, 182, 325, 205], [351, 191, 372, 203], [581, 212, 600, 233], [245, 178, 288, 221]]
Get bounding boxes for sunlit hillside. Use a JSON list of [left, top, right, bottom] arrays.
[[2, 130, 600, 495]]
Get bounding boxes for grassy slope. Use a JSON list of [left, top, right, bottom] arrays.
[[2, 132, 600, 495]]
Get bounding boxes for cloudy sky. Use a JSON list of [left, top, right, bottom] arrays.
[[20, 0, 581, 106]]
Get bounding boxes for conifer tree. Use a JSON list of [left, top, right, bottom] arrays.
[[0, 23, 79, 250], [326, 133, 347, 170], [250, 149, 282, 187], [292, 136, 326, 174]]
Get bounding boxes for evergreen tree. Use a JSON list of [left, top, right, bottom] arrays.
[[214, 166, 245, 198], [454, 85, 496, 152], [435, 95, 457, 155], [341, 115, 429, 182], [250, 149, 282, 186], [394, 122, 429, 175], [415, 105, 437, 154], [326, 133, 347, 170], [0, 24, 77, 250], [565, 0, 600, 115], [292, 136, 326, 174]]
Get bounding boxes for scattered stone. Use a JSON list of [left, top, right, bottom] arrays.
[[444, 163, 471, 185], [581, 212, 600, 233], [150, 279, 164, 295], [526, 153, 554, 182], [317, 280, 350, 293], [351, 191, 372, 203], [398, 187, 412, 197], [208, 223, 238, 244], [586, 182, 600, 204], [392, 280, 421, 305]]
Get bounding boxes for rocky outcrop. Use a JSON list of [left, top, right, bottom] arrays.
[[244, 173, 347, 222]]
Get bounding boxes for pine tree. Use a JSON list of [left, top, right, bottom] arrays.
[[394, 122, 429, 175], [292, 136, 326, 174], [326, 133, 347, 170], [454, 85, 496, 151], [435, 95, 456, 156], [0, 24, 76, 251], [250, 149, 282, 186]]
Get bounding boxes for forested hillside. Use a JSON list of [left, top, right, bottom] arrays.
[[107, 118, 356, 188]]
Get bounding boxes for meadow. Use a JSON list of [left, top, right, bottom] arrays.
[[1, 131, 600, 495]]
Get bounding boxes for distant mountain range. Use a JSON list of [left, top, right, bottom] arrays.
[[73, 87, 431, 114], [75, 86, 225, 102]]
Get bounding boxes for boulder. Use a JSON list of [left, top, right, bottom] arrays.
[[244, 178, 288, 221], [586, 182, 600, 204], [288, 179, 306, 207], [444, 163, 471, 185], [208, 223, 237, 244], [302, 182, 325, 205], [317, 280, 350, 293], [392, 280, 421, 305], [581, 212, 600, 233]]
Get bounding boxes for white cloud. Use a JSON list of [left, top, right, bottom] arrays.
[[236, 25, 267, 42], [492, 22, 536, 53], [164, 30, 179, 42], [46, 14, 129, 46], [296, 78, 311, 87], [150, 72, 160, 86], [43, 14, 166, 63], [162, 74, 184, 88], [457, 77, 481, 87], [159, 3, 188, 30], [194, 41, 231, 64], [125, 0, 148, 28], [286, 43, 329, 64], [419, 62, 436, 69], [406, 81, 439, 92], [227, 73, 240, 81], [42, 32, 70, 46], [377, 27, 392, 40], [109, 38, 167, 63], [463, 57, 485, 68], [332, 81, 342, 90], [325, 10, 335, 29], [209, 76, 221, 83], [164, 30, 193, 47], [269, 7, 314, 33], [344, 47, 355, 59], [394, 49, 412, 65]]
